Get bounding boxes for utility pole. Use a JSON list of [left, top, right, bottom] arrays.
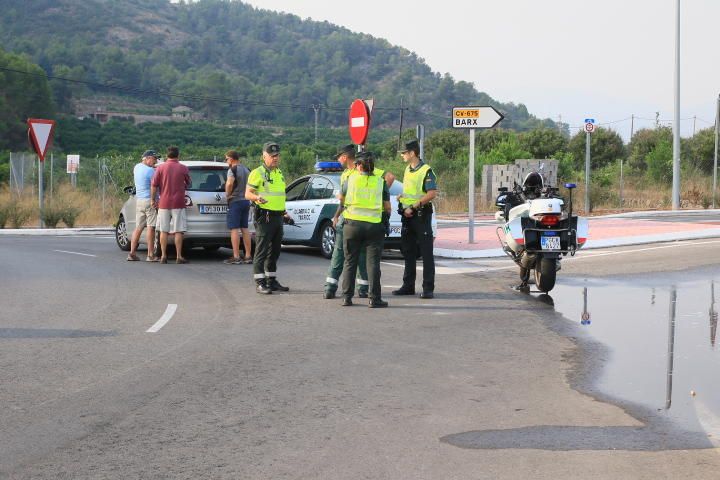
[[693, 115, 697, 136], [558, 114, 563, 136], [630, 114, 635, 140], [714, 94, 719, 208], [398, 96, 405, 150], [672, 0, 681, 210], [312, 104, 320, 144]]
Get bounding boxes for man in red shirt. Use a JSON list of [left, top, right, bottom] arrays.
[[151, 146, 192, 264]]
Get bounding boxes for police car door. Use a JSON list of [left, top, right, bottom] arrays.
[[287, 176, 331, 241], [283, 176, 311, 241]]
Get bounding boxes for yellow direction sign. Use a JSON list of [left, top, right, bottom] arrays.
[[452, 106, 504, 129]]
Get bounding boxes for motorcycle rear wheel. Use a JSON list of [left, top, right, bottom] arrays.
[[534, 257, 557, 293]]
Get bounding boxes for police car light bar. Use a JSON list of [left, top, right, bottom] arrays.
[[315, 161, 343, 172]]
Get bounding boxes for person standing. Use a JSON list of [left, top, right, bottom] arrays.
[[324, 144, 369, 299], [151, 146, 191, 264], [127, 150, 158, 262], [245, 142, 295, 294], [393, 140, 438, 299], [337, 151, 391, 308], [324, 145, 396, 299], [223, 150, 252, 265]]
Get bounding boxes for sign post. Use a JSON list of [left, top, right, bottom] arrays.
[[584, 118, 595, 213], [452, 106, 504, 243], [27, 118, 56, 228], [67, 154, 80, 188]]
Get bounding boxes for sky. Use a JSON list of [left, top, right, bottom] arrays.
[[239, 0, 719, 139]]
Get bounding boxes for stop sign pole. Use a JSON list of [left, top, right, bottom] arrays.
[[584, 119, 595, 213]]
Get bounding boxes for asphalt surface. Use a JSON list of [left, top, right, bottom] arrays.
[[2, 236, 720, 478]]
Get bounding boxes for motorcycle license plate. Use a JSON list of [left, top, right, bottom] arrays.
[[541, 236, 561, 250], [199, 204, 228, 214]]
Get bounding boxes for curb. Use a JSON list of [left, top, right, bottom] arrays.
[[433, 229, 720, 259], [0, 227, 114, 236]]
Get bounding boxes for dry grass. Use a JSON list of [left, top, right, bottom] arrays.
[[0, 184, 124, 228]]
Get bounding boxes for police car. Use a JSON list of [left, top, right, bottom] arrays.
[[282, 161, 437, 258]]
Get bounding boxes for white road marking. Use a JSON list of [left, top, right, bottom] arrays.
[[146, 304, 178, 333], [567, 240, 720, 261], [380, 261, 403, 268], [53, 249, 97, 257]]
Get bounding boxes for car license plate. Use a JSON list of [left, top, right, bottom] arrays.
[[389, 226, 401, 236], [540, 236, 561, 250], [199, 204, 227, 214]]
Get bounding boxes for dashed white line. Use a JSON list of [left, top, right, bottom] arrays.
[[146, 304, 178, 333], [53, 249, 97, 257]]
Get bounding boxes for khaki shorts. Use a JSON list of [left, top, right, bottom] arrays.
[[157, 208, 188, 233], [135, 198, 157, 229]]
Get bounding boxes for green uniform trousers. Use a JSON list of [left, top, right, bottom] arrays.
[[341, 219, 384, 301], [253, 212, 283, 283], [325, 220, 368, 295]]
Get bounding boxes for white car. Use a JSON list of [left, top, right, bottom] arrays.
[[115, 161, 253, 255], [282, 163, 437, 258]]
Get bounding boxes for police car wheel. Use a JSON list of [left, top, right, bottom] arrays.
[[319, 221, 335, 259]]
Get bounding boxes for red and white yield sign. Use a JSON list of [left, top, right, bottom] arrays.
[[348, 99, 371, 145], [27, 118, 56, 162]]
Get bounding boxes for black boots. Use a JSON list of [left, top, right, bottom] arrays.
[[268, 279, 289, 292], [256, 281, 272, 294]]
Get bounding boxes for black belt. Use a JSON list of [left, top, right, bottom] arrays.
[[257, 208, 284, 216]]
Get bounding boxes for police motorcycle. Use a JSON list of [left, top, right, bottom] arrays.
[[494, 169, 588, 293]]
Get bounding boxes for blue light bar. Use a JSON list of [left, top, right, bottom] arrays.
[[315, 161, 343, 172], [564, 183, 577, 189]]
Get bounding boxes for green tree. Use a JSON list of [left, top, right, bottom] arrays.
[[568, 127, 625, 170], [627, 127, 672, 171], [684, 127, 715, 173], [646, 140, 673, 184], [0, 47, 55, 150], [519, 128, 567, 159]]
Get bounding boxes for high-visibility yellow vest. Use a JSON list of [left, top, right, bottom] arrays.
[[398, 163, 431, 209], [344, 173, 383, 223], [249, 165, 286, 211]]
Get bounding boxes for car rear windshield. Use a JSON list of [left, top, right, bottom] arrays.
[[188, 167, 228, 192]]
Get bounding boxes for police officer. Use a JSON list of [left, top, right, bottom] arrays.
[[337, 151, 391, 308], [393, 139, 438, 299], [245, 142, 295, 294], [324, 144, 369, 299], [325, 146, 397, 299]]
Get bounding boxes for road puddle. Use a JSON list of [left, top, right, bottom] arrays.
[[551, 269, 720, 437]]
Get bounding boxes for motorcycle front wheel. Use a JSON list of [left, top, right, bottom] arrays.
[[534, 257, 557, 293]]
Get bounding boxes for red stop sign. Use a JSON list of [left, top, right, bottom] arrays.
[[348, 99, 371, 145]]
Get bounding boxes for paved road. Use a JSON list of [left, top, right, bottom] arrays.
[[2, 236, 720, 478]]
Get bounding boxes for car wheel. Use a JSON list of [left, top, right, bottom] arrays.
[[116, 216, 131, 251], [319, 221, 335, 259]]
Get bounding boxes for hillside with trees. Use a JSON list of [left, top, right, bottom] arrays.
[[0, 0, 555, 140]]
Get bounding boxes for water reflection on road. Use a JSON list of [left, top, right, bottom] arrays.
[[552, 269, 720, 438]]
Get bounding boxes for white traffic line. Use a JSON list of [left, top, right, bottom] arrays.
[[146, 304, 178, 333], [567, 239, 720, 261], [53, 249, 97, 257]]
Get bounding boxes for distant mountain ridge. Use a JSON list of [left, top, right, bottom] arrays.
[[0, 0, 555, 131]]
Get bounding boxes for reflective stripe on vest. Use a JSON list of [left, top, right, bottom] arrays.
[[398, 163, 431, 208], [344, 174, 383, 224], [253, 166, 286, 211]]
